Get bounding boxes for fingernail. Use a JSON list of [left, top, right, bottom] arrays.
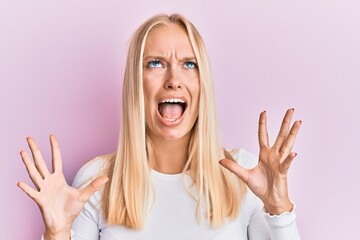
[[294, 153, 298, 157], [299, 120, 302, 125]]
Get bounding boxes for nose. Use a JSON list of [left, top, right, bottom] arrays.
[[164, 66, 182, 90]]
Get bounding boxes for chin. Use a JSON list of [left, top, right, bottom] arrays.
[[157, 127, 191, 142]]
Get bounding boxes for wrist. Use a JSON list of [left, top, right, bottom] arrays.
[[264, 200, 293, 215], [44, 226, 71, 240]]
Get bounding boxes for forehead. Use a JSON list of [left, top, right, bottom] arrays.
[[144, 24, 195, 57]]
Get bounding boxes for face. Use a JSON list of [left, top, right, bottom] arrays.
[[143, 24, 200, 142]]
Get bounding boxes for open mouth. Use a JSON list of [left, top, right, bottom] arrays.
[[158, 98, 187, 122]]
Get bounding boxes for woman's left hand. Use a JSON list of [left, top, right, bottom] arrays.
[[220, 109, 302, 215]]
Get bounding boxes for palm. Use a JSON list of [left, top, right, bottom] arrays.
[[246, 149, 289, 200], [17, 135, 108, 234], [37, 172, 84, 230], [220, 109, 301, 214]]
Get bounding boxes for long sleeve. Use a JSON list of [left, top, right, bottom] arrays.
[[263, 207, 300, 240], [247, 194, 300, 240], [70, 195, 101, 240], [70, 158, 106, 240], [235, 149, 301, 240]]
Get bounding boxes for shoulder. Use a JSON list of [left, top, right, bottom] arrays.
[[71, 153, 113, 189], [231, 148, 258, 169]]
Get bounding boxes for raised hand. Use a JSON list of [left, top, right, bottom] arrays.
[[220, 109, 301, 215], [17, 135, 108, 239]]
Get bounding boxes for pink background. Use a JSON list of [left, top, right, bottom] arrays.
[[1, 1, 359, 239]]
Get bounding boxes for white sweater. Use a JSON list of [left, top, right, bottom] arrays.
[[48, 149, 301, 240]]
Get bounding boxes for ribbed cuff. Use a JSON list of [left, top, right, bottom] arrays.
[[263, 204, 300, 240], [263, 203, 297, 228]]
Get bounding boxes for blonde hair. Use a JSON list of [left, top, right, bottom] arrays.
[[101, 13, 247, 229]]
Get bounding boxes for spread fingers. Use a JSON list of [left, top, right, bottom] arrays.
[[273, 109, 294, 150], [27, 137, 51, 178], [20, 150, 43, 190]]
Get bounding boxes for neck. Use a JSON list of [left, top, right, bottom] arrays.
[[147, 134, 190, 174]]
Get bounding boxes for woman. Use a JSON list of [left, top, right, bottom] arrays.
[[18, 14, 301, 239]]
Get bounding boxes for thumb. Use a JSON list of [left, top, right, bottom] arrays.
[[80, 176, 109, 202], [219, 159, 250, 184]]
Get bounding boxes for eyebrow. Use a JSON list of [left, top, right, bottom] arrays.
[[143, 55, 197, 63]]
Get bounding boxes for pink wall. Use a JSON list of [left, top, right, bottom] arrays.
[[1, 1, 359, 239]]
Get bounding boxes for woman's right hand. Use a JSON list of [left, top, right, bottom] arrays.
[[17, 135, 109, 240]]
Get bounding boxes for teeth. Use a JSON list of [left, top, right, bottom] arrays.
[[164, 117, 177, 122], [161, 98, 185, 104]]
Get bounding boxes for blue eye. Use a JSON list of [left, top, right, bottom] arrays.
[[148, 60, 162, 68], [184, 61, 197, 69]]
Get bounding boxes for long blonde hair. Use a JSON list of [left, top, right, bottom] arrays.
[[101, 13, 246, 229]]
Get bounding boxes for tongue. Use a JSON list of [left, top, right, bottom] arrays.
[[159, 103, 183, 119]]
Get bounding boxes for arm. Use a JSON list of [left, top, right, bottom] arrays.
[[220, 109, 302, 239], [247, 194, 300, 240]]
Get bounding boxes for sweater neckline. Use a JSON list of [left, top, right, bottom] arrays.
[[150, 168, 184, 180]]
